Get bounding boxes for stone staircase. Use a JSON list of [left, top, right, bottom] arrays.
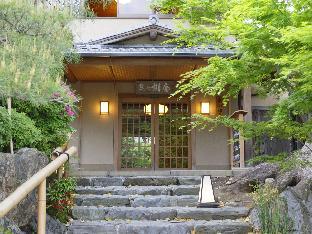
[[68, 176, 252, 234]]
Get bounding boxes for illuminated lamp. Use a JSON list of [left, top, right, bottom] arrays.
[[200, 102, 210, 114], [159, 104, 168, 115], [100, 101, 109, 115]]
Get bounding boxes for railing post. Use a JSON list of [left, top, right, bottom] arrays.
[[38, 179, 46, 234], [57, 165, 63, 179]]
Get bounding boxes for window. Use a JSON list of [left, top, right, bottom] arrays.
[[118, 0, 153, 17], [87, 0, 155, 17], [88, 0, 118, 17]]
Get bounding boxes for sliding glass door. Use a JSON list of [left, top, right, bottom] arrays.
[[119, 98, 190, 170]]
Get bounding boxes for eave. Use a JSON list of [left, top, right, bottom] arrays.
[[74, 44, 235, 58]]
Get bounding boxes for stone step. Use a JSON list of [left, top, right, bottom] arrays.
[[74, 194, 199, 207], [68, 220, 252, 234], [72, 206, 250, 221], [76, 176, 201, 187], [75, 194, 130, 207], [75, 185, 200, 196]]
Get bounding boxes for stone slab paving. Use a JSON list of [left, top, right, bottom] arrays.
[[176, 207, 250, 220], [130, 195, 198, 207], [178, 177, 202, 185], [72, 206, 177, 221], [68, 220, 252, 234], [76, 177, 124, 187], [74, 194, 130, 207], [76, 176, 201, 187], [172, 185, 200, 195], [70, 176, 253, 233], [74, 194, 199, 207], [75, 185, 200, 196], [72, 206, 250, 221]]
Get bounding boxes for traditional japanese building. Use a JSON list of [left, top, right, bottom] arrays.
[[67, 0, 283, 175]]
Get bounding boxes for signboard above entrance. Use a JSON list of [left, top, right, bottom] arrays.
[[136, 81, 176, 95]]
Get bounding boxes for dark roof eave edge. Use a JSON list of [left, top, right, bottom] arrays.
[[77, 52, 235, 58]]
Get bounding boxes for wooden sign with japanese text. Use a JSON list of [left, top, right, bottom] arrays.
[[135, 81, 176, 95]]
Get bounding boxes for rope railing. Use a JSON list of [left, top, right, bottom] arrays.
[[0, 146, 77, 234]]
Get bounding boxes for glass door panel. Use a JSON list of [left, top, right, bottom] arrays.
[[120, 103, 153, 169], [157, 103, 190, 169], [119, 100, 190, 170]]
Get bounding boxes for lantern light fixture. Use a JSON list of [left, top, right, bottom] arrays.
[[200, 102, 210, 114], [100, 101, 109, 115], [144, 104, 152, 115], [159, 104, 168, 115]]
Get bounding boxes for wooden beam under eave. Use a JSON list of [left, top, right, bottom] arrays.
[[149, 65, 156, 79]]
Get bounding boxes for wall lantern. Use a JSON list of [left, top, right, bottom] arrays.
[[200, 102, 210, 114], [159, 104, 168, 115], [100, 101, 109, 115], [144, 104, 152, 115]]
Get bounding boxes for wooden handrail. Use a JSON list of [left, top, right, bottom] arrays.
[[51, 146, 67, 160], [51, 145, 67, 179], [0, 146, 77, 233]]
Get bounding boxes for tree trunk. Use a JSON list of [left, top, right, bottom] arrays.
[[7, 97, 14, 154]]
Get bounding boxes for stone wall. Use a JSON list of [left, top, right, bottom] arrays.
[[0, 148, 49, 228]]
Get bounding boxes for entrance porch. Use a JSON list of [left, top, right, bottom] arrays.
[[66, 18, 245, 174], [67, 55, 242, 175]]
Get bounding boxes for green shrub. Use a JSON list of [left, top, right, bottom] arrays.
[[0, 100, 75, 154], [247, 153, 288, 166], [277, 151, 312, 172], [252, 184, 293, 233], [247, 152, 312, 172], [47, 177, 77, 223], [12, 100, 76, 155], [0, 107, 11, 150], [0, 226, 13, 234], [0, 107, 42, 152]]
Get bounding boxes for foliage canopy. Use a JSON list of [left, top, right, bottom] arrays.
[[0, 0, 80, 153], [0, 106, 42, 151], [152, 0, 312, 142], [0, 0, 78, 105]]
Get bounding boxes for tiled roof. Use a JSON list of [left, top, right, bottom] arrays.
[[74, 44, 234, 58], [75, 16, 234, 58], [87, 23, 175, 45]]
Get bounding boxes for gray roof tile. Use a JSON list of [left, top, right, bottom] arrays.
[[74, 44, 235, 58]]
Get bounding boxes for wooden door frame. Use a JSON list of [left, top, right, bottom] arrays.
[[117, 94, 191, 170]]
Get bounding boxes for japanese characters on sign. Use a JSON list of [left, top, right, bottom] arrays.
[[135, 81, 176, 95]]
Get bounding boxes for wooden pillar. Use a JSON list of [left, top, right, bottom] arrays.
[[230, 110, 248, 168], [229, 128, 234, 169], [242, 87, 252, 161], [242, 88, 252, 121], [238, 113, 245, 168], [228, 99, 234, 169], [37, 179, 46, 234]]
